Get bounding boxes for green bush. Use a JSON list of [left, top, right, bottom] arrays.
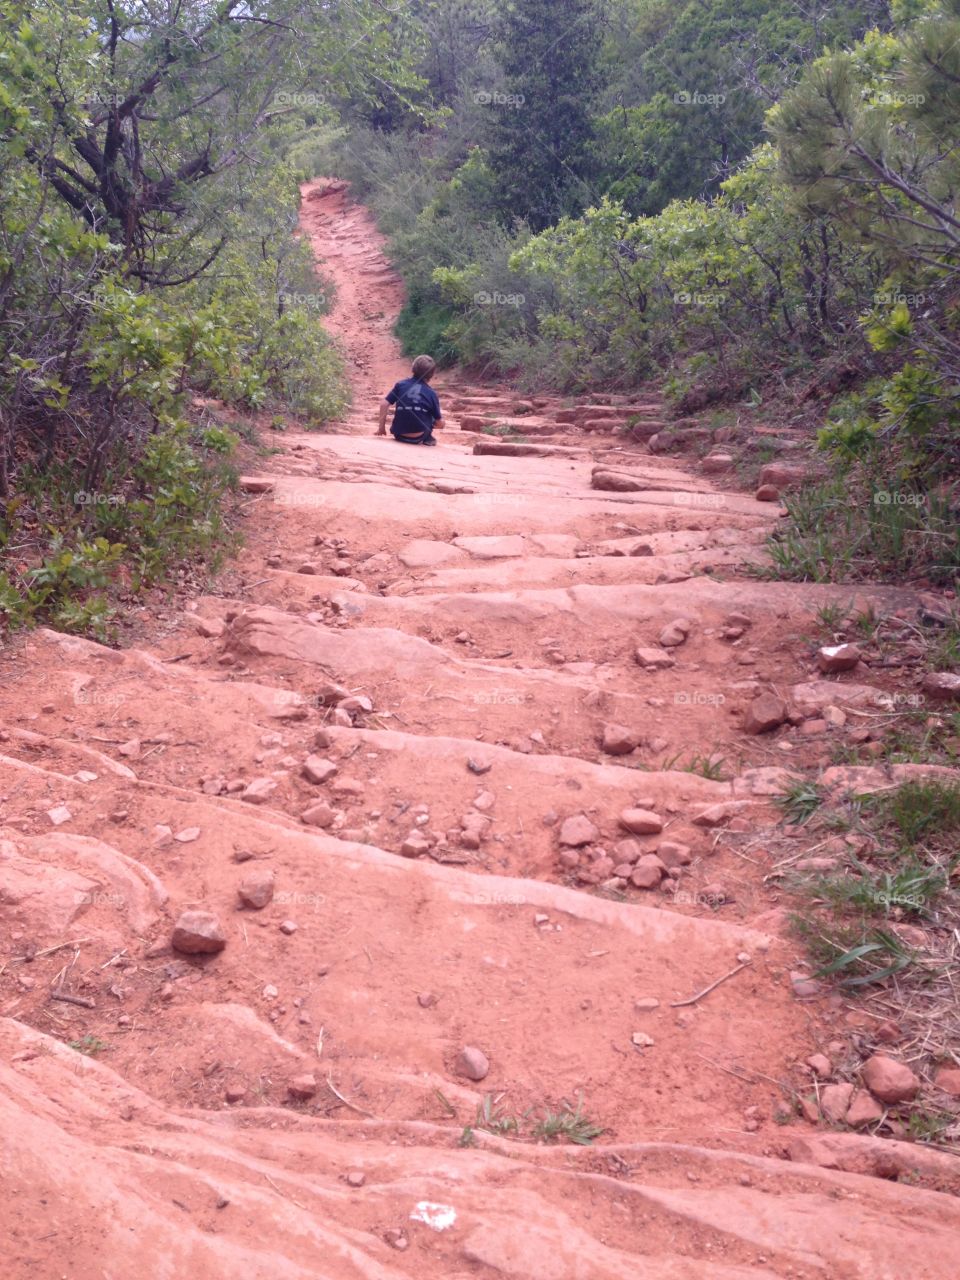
[[395, 293, 460, 365], [0, 2, 369, 639]]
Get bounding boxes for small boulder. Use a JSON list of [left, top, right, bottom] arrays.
[[301, 801, 336, 828], [657, 840, 692, 868], [619, 808, 663, 835], [659, 618, 692, 648], [241, 778, 278, 805], [634, 647, 676, 670], [338, 694, 373, 714], [630, 855, 666, 889], [800, 718, 828, 736], [558, 814, 600, 847], [806, 1053, 832, 1079], [455, 1046, 489, 1082], [759, 463, 807, 489], [172, 909, 226, 955], [287, 1073, 318, 1101], [743, 693, 788, 735], [922, 672, 960, 701], [238, 868, 275, 910], [861, 1055, 919, 1104], [400, 831, 430, 858], [934, 1067, 960, 1097], [820, 1083, 854, 1124], [846, 1090, 885, 1127], [691, 801, 744, 828], [755, 484, 780, 502], [817, 643, 861, 674], [302, 756, 338, 784], [701, 454, 734, 474], [601, 723, 640, 756], [613, 838, 643, 864], [196, 617, 225, 638]]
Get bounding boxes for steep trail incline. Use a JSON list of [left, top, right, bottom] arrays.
[[1, 178, 958, 1279]]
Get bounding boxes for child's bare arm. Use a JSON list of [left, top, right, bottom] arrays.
[[376, 397, 391, 435]]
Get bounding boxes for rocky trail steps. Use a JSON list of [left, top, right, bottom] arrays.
[[2, 178, 959, 1279]]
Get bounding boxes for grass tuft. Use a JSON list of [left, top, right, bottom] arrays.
[[532, 1093, 606, 1146], [777, 779, 824, 825]]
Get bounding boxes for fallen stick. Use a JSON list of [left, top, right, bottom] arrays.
[[670, 960, 751, 1009], [18, 938, 92, 963], [50, 989, 96, 1009], [263, 1173, 306, 1210], [326, 1075, 376, 1118]]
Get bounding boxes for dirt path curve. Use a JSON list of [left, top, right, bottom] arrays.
[[299, 178, 408, 413], [1, 178, 958, 1279]]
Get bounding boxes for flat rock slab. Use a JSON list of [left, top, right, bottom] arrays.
[[453, 535, 530, 559], [473, 440, 585, 458], [591, 470, 715, 497], [528, 534, 581, 557], [398, 539, 466, 569], [6, 1014, 960, 1280], [791, 680, 890, 715]]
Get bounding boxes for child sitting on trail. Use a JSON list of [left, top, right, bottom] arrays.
[[377, 355, 444, 446]]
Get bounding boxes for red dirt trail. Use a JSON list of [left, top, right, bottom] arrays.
[[0, 177, 958, 1279]]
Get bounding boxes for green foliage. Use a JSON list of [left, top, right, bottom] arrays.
[[764, 477, 960, 586], [790, 776, 958, 990], [868, 779, 960, 849], [802, 858, 947, 918], [488, 145, 880, 389], [486, 0, 604, 230], [808, 926, 918, 988], [771, 3, 960, 481], [68, 1035, 109, 1057], [395, 291, 461, 365], [777, 779, 824, 825], [28, 537, 125, 604], [456, 1090, 604, 1146], [532, 1094, 605, 1145], [474, 1093, 522, 1136], [0, 0, 362, 636]]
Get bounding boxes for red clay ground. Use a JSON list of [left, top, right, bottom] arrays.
[[1, 178, 959, 1279]]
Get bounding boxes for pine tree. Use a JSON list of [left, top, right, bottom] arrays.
[[486, 0, 603, 230]]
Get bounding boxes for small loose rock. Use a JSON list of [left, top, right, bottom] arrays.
[[237, 868, 275, 910], [861, 1054, 919, 1104], [171, 909, 226, 955], [558, 813, 600, 847], [456, 1045, 490, 1081], [619, 807, 663, 835]]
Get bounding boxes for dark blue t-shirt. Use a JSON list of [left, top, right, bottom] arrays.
[[387, 377, 441, 436]]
